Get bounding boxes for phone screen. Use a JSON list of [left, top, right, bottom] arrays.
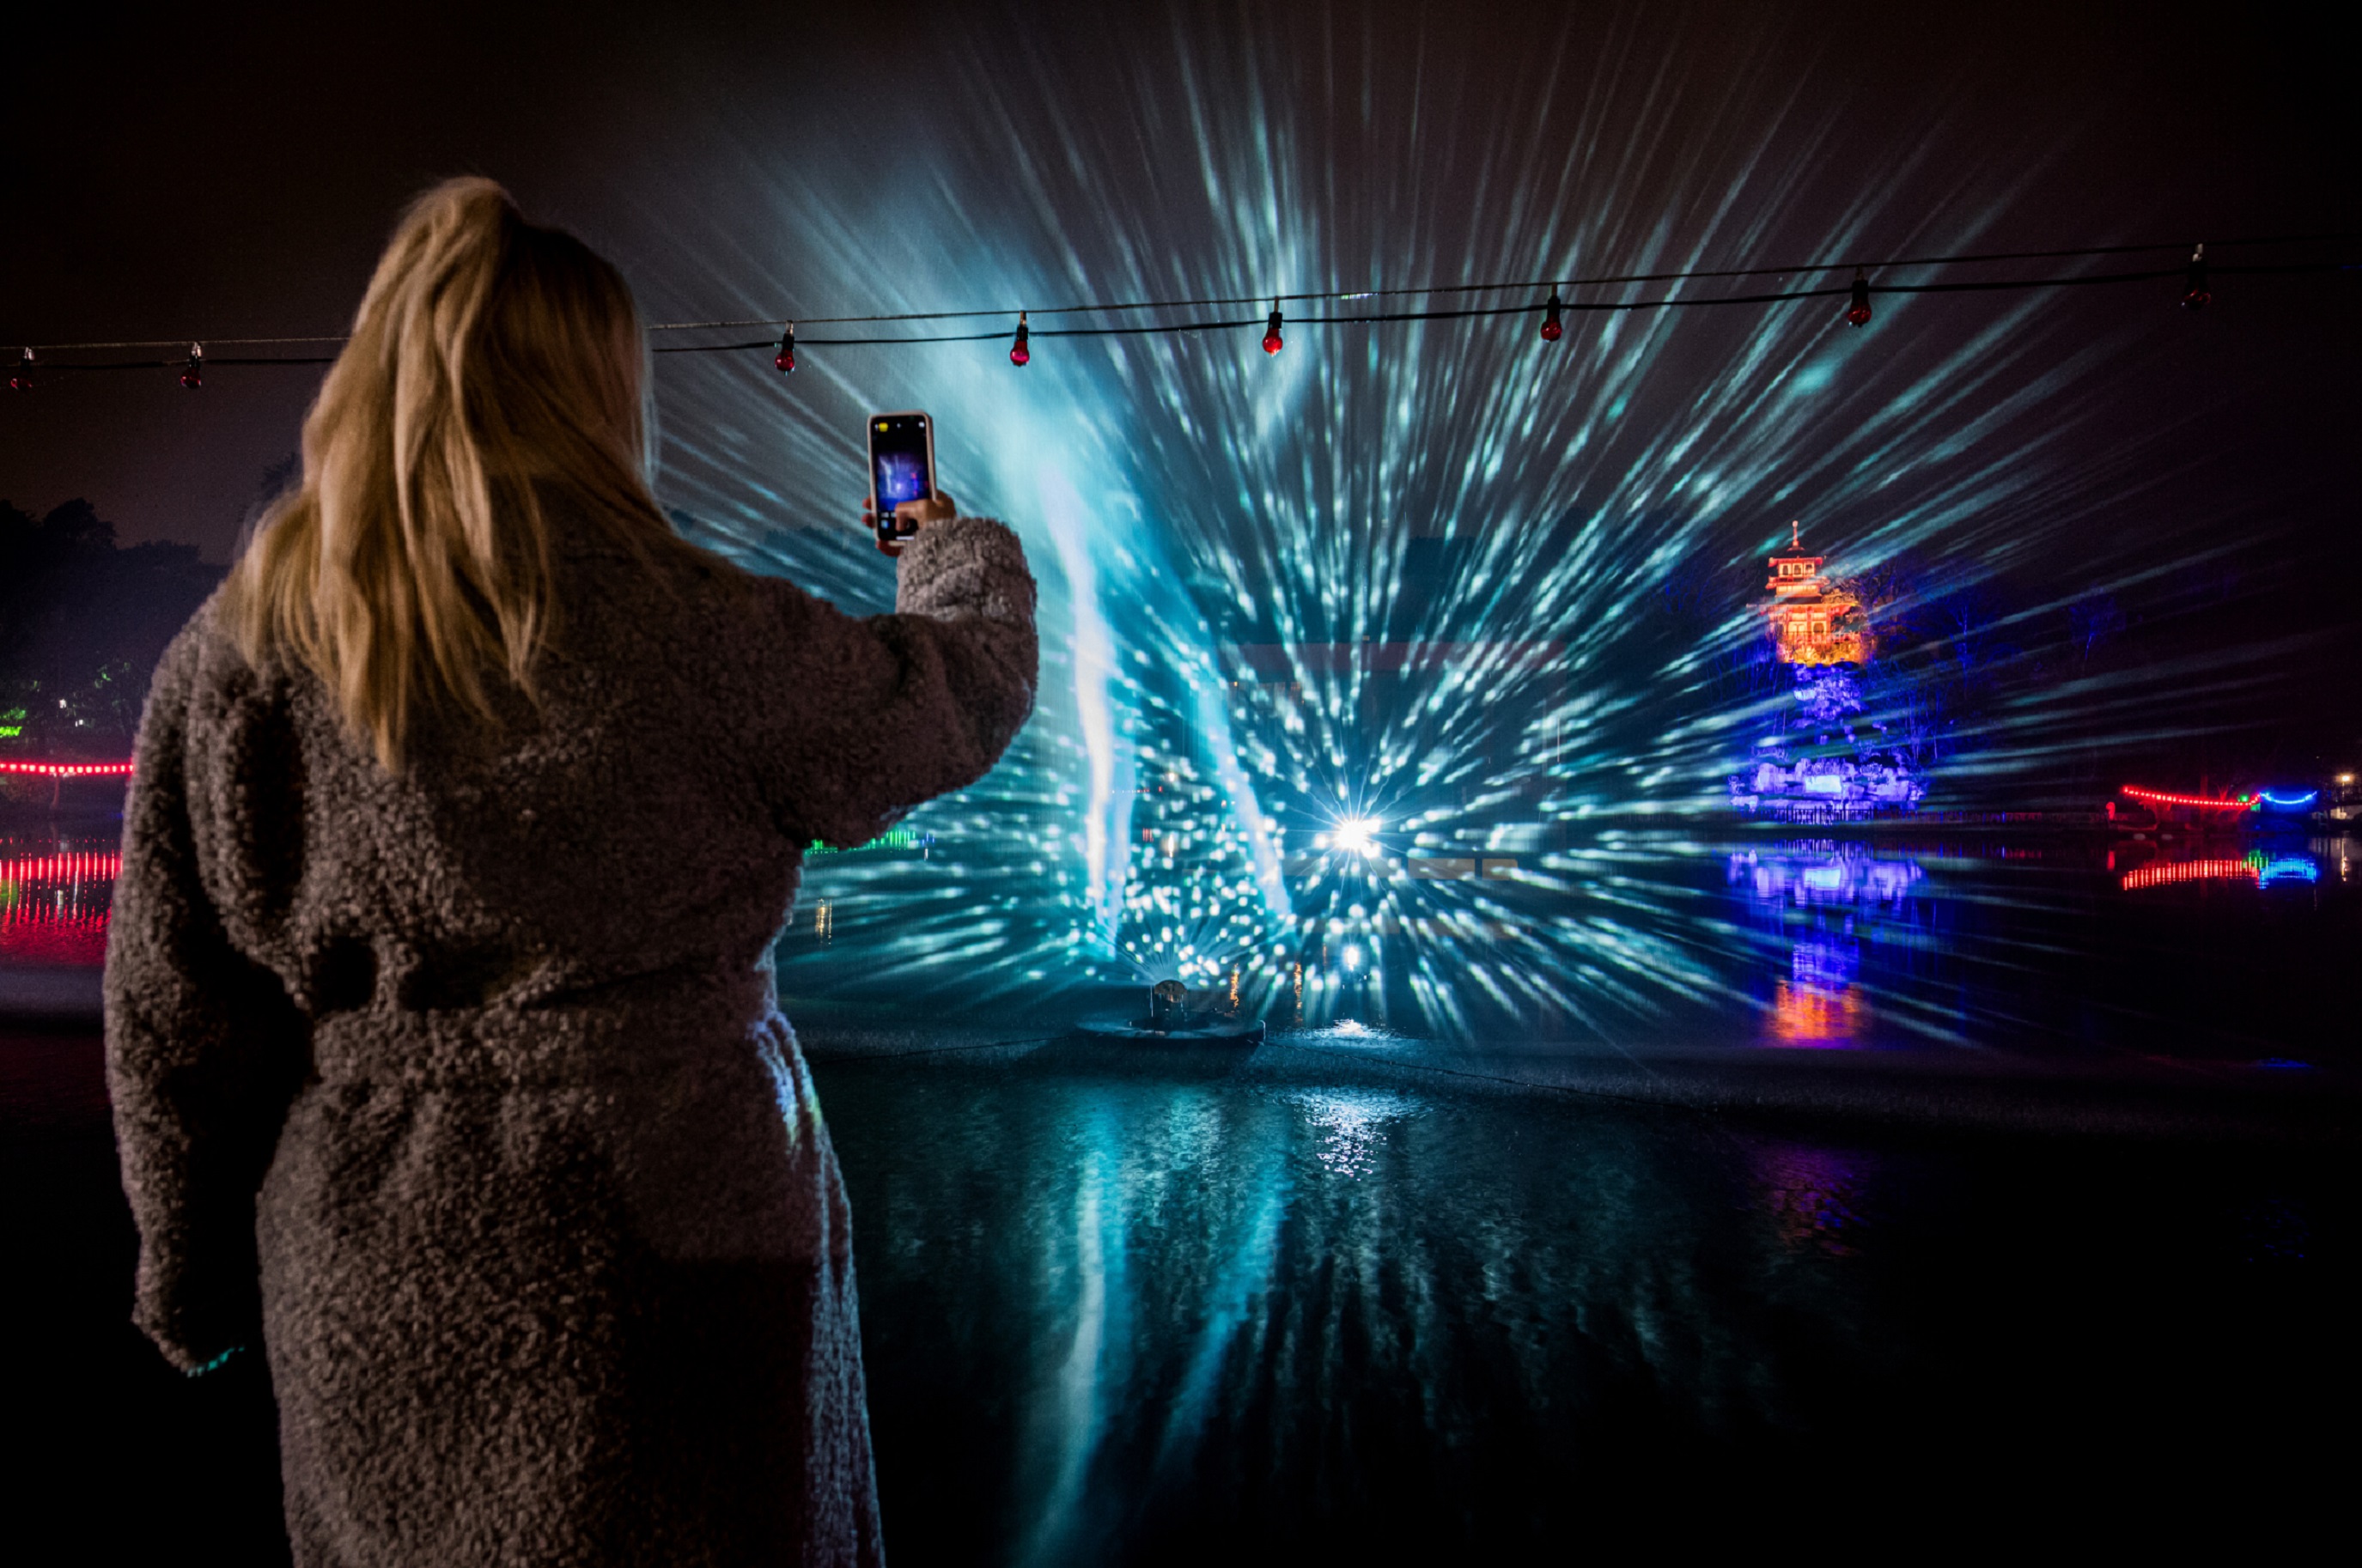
[[868, 412, 934, 538]]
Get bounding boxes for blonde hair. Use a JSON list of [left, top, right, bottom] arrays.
[[222, 177, 699, 769]]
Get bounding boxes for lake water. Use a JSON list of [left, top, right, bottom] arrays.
[[13, 821, 2356, 1064], [813, 1042, 2349, 1559], [7, 818, 2354, 1558], [770, 824, 2359, 1067]]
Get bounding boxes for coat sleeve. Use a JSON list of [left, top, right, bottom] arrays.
[[103, 629, 309, 1372], [752, 515, 1039, 848]]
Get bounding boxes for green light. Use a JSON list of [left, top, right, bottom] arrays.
[[807, 826, 928, 856]]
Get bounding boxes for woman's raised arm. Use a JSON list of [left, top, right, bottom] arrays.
[[747, 514, 1039, 849]]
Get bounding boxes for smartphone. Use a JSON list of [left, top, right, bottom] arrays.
[[868, 411, 936, 546]]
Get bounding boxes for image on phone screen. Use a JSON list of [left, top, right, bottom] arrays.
[[868, 412, 935, 537]]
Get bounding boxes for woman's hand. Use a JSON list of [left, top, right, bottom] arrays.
[[894, 489, 958, 530], [862, 490, 959, 556]]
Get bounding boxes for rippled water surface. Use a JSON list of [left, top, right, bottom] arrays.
[[812, 1042, 2351, 1561]]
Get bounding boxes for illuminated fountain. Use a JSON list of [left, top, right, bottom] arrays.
[[591, 16, 2262, 1039]]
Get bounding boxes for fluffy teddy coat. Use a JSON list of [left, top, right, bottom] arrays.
[[104, 515, 1038, 1565]]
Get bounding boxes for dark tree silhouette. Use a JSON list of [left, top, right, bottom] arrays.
[[2067, 593, 2128, 663], [0, 499, 226, 757]]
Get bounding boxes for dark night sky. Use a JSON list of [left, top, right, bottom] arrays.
[[5, 1, 2356, 758]]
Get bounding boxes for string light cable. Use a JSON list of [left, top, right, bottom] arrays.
[[9, 229, 2354, 380]]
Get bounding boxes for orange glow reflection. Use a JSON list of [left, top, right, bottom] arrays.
[[1767, 976, 1866, 1048]]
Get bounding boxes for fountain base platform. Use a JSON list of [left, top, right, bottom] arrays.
[[1068, 1014, 1265, 1046]]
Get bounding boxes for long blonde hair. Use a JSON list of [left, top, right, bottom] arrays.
[[223, 177, 698, 769]]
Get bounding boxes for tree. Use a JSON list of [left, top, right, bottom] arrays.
[[2067, 593, 2127, 663], [1933, 584, 2014, 678], [1829, 550, 1933, 662], [1795, 667, 1865, 725], [0, 499, 224, 756]]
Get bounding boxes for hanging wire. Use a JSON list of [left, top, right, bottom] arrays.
[[8, 231, 2353, 369], [638, 227, 2362, 331]]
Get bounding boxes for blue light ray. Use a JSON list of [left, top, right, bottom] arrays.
[[613, 4, 2331, 1037]]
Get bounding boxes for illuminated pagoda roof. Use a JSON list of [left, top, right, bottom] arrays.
[[1762, 521, 1865, 666]]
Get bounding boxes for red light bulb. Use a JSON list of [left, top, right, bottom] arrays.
[[180, 344, 204, 390], [1845, 271, 1872, 328], [1009, 310, 1030, 367], [1262, 307, 1284, 355], [8, 349, 29, 392], [1540, 290, 1564, 343], [775, 323, 796, 373], [2182, 244, 2210, 311]]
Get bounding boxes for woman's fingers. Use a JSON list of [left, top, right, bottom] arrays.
[[863, 490, 955, 545], [892, 490, 957, 529]]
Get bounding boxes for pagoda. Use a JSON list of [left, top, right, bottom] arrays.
[[1763, 521, 1865, 666], [1728, 521, 1923, 819]]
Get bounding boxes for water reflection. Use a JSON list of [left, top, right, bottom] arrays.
[[1768, 949, 1870, 1048], [916, 827, 2344, 1048], [0, 839, 120, 968], [2117, 847, 2324, 892], [829, 1063, 1874, 1562], [5, 821, 2353, 1064], [1750, 1140, 1873, 1258], [1732, 842, 1925, 907], [1731, 842, 1925, 1049], [1290, 1088, 1418, 1179]]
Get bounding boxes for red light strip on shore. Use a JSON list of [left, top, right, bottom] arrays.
[[2120, 785, 2250, 811], [2121, 858, 2259, 891], [0, 760, 135, 778]]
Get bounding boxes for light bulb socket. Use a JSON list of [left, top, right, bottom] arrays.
[[2182, 244, 2210, 311], [1846, 270, 1872, 328]]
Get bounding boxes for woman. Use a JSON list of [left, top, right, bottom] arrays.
[[104, 177, 1037, 1565]]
